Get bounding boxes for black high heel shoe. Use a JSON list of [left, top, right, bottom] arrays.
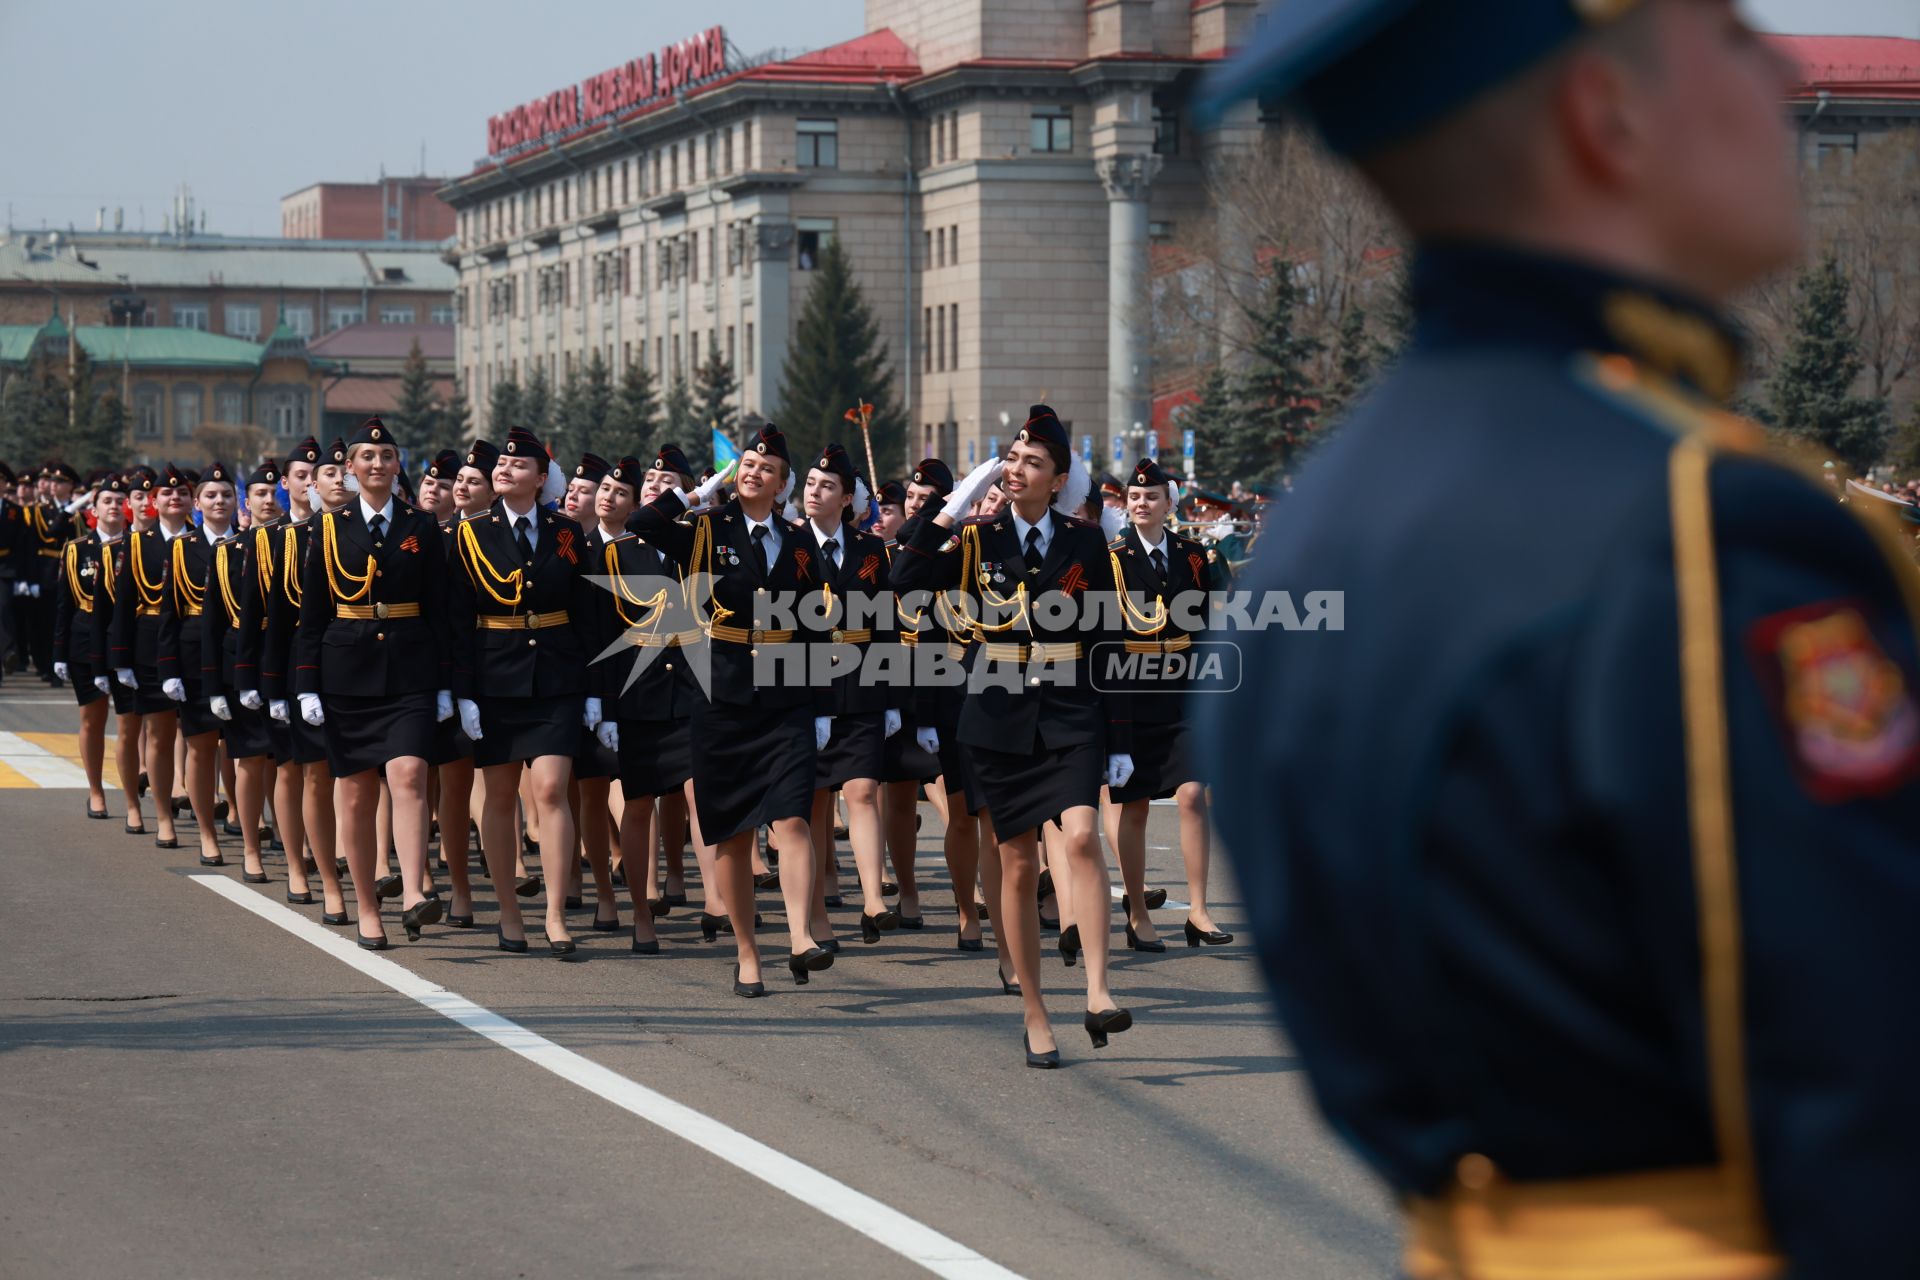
[[565, 895, 584, 910], [1120, 889, 1169, 914], [732, 963, 765, 998], [1024, 1032, 1060, 1070], [1084, 1008, 1133, 1049], [699, 912, 728, 943], [549, 937, 578, 959], [86, 804, 109, 820], [1125, 922, 1166, 954], [401, 896, 443, 942], [999, 966, 1021, 996], [322, 909, 351, 927], [357, 932, 391, 951], [860, 909, 899, 944], [1059, 924, 1081, 968], [815, 936, 842, 954], [286, 890, 315, 905], [591, 911, 620, 932], [155, 835, 180, 850], [631, 936, 660, 955], [956, 927, 984, 953], [447, 910, 476, 928], [1184, 920, 1235, 947], [197, 852, 224, 866], [663, 890, 688, 907], [374, 874, 402, 901], [243, 870, 269, 885], [514, 874, 542, 898], [497, 933, 529, 954], [648, 898, 672, 919], [786, 946, 834, 984], [123, 821, 147, 837], [896, 912, 924, 930]]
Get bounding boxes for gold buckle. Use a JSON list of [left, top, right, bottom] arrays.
[[524, 612, 540, 630], [374, 601, 390, 620], [749, 628, 765, 643]]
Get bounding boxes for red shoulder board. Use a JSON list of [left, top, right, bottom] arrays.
[[1746, 600, 1920, 803]]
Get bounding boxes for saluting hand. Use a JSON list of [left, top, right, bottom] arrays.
[[297, 693, 325, 726], [940, 457, 1003, 524], [688, 460, 737, 506]]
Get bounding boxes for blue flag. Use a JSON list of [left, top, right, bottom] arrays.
[[712, 426, 740, 469]]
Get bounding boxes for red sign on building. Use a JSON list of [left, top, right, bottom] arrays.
[[487, 26, 728, 158]]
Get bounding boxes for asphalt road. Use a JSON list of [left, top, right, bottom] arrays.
[[0, 678, 1395, 1279]]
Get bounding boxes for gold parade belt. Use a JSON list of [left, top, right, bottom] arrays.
[[1123, 634, 1192, 655], [137, 603, 163, 617], [337, 602, 422, 621], [38, 548, 61, 558], [624, 629, 704, 649], [477, 609, 569, 631], [76, 601, 93, 613], [707, 622, 793, 645], [1404, 1161, 1782, 1280], [982, 640, 1081, 664], [900, 632, 972, 662], [825, 628, 872, 645]]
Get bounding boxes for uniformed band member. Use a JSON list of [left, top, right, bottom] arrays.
[[1199, 0, 1918, 1274], [449, 425, 599, 957], [52, 474, 128, 819], [800, 442, 904, 945], [111, 461, 195, 848], [1103, 458, 1233, 951], [205, 461, 283, 888], [161, 459, 238, 868], [628, 422, 837, 993], [295, 417, 450, 949], [891, 406, 1136, 1066]]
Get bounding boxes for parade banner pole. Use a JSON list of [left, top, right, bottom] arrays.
[[844, 399, 877, 488]]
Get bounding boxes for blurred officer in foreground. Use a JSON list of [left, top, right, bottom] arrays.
[[1197, 2, 1918, 1276]]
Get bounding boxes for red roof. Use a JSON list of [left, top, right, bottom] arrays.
[[1769, 34, 1920, 99], [325, 375, 455, 415], [749, 29, 920, 81], [306, 322, 455, 361]]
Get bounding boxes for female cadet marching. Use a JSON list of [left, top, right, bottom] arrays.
[[447, 426, 600, 958], [1102, 458, 1233, 952], [110, 461, 196, 849], [55, 474, 127, 820], [293, 418, 452, 949], [890, 404, 1136, 1067], [565, 450, 623, 925], [159, 459, 240, 870], [414, 448, 481, 927], [206, 461, 288, 892], [627, 422, 836, 994], [799, 443, 905, 946]]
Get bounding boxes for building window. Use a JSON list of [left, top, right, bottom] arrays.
[[949, 304, 959, 370], [216, 386, 247, 424], [671, 334, 681, 378], [690, 230, 700, 284], [937, 227, 947, 268], [430, 305, 455, 325], [706, 132, 716, 179], [935, 306, 946, 373], [173, 384, 203, 439], [797, 119, 839, 169], [173, 303, 209, 332], [923, 229, 932, 270], [1813, 132, 1857, 174], [284, 305, 314, 337], [134, 385, 163, 439], [744, 321, 753, 374], [708, 230, 717, 280], [726, 324, 735, 366], [328, 306, 364, 331], [723, 129, 734, 174], [948, 113, 959, 161], [934, 114, 946, 164], [795, 218, 834, 271], [380, 305, 416, 324], [1031, 108, 1072, 153], [1153, 107, 1180, 156], [1149, 221, 1173, 242], [225, 303, 261, 340], [950, 224, 959, 264], [267, 387, 309, 439], [923, 307, 932, 374], [742, 120, 752, 167]]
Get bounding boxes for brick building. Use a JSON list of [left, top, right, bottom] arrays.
[[281, 177, 457, 242], [305, 321, 456, 437]]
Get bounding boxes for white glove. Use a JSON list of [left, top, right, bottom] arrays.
[[915, 725, 940, 754], [687, 460, 736, 506], [115, 667, 137, 688], [941, 457, 1003, 522], [93, 675, 110, 695], [1105, 753, 1135, 789], [210, 695, 232, 721], [436, 690, 454, 722], [583, 696, 603, 729], [162, 677, 186, 702], [53, 662, 68, 682], [1100, 504, 1127, 541], [239, 689, 262, 710], [814, 716, 832, 751], [269, 699, 289, 723], [11, 581, 27, 597], [883, 708, 902, 738], [298, 693, 325, 726], [595, 719, 619, 751], [458, 698, 484, 740], [27, 583, 40, 599]]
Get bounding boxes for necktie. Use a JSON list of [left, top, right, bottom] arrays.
[[1151, 548, 1166, 579], [369, 514, 386, 541], [515, 515, 533, 561], [751, 523, 769, 570], [1023, 526, 1043, 573], [822, 539, 839, 572]]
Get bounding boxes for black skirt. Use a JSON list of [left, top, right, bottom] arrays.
[[266, 713, 295, 764], [880, 711, 940, 784], [322, 691, 436, 777], [178, 682, 224, 739], [689, 702, 814, 843], [222, 701, 274, 760], [429, 715, 474, 767], [963, 739, 1104, 839], [129, 664, 174, 716], [471, 695, 578, 768], [815, 711, 885, 789], [68, 661, 106, 709], [617, 716, 694, 801], [108, 675, 139, 716], [1107, 719, 1194, 804], [288, 709, 329, 766], [574, 723, 617, 781]]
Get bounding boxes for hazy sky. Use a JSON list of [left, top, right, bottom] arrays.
[[1, 0, 1913, 238]]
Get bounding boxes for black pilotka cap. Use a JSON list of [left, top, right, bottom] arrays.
[[246, 461, 281, 488], [747, 422, 790, 466], [158, 460, 193, 489], [198, 459, 236, 492], [501, 425, 546, 459], [464, 440, 500, 476], [876, 480, 906, 509], [909, 458, 953, 496], [323, 438, 347, 467], [574, 452, 611, 485], [286, 436, 323, 468], [811, 442, 857, 490], [1128, 457, 1174, 489], [347, 416, 393, 448], [1016, 405, 1071, 473], [606, 455, 645, 491], [425, 449, 460, 480], [44, 459, 79, 485], [650, 443, 694, 481], [126, 465, 158, 492]]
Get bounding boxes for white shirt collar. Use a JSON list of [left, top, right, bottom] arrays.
[[1010, 508, 1052, 550], [501, 498, 539, 526], [203, 524, 233, 546], [1138, 528, 1168, 559], [812, 520, 843, 552], [359, 495, 396, 527]]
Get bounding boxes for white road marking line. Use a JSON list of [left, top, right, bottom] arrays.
[[0, 730, 90, 788], [191, 874, 1025, 1280]]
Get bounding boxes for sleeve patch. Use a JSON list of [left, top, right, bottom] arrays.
[[1746, 600, 1920, 803]]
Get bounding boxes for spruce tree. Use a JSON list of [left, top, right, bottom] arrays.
[[389, 339, 440, 448], [1322, 304, 1375, 423], [775, 237, 906, 466], [577, 349, 614, 454], [1187, 365, 1244, 491], [693, 350, 740, 442], [87, 390, 129, 471], [439, 378, 473, 453], [520, 364, 553, 438], [1890, 398, 1920, 479], [550, 365, 588, 465], [0, 372, 32, 461], [1765, 254, 1889, 473], [488, 379, 522, 441], [1236, 260, 1325, 486], [611, 362, 661, 459], [662, 376, 695, 447]]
